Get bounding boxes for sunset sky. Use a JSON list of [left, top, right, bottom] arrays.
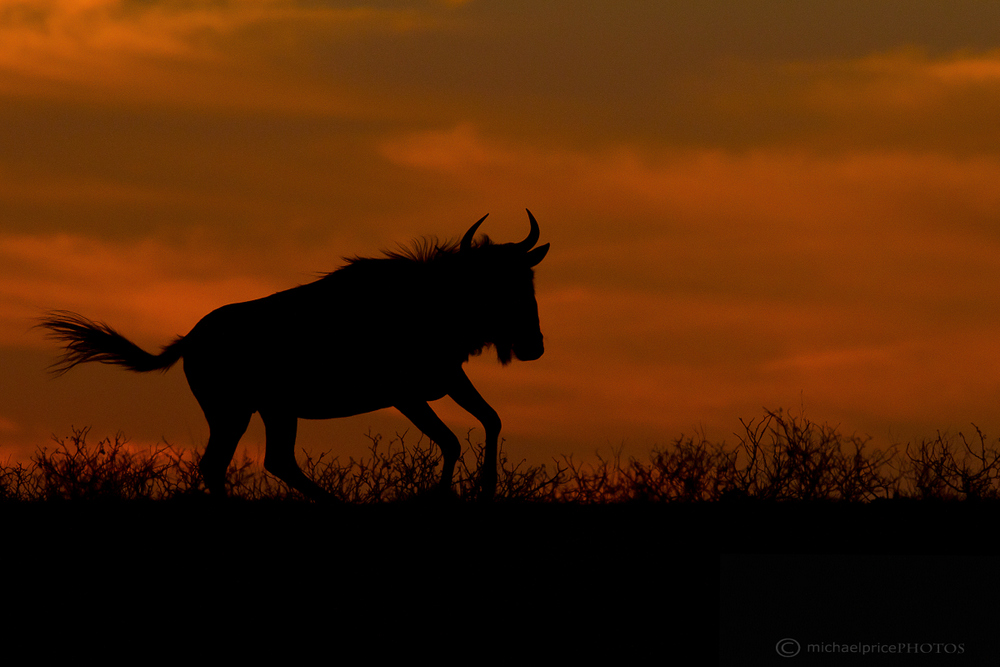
[[4, 1, 1000, 471]]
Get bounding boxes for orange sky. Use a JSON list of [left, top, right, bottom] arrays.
[[4, 1, 1000, 470]]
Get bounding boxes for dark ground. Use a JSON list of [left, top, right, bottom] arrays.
[[5, 499, 997, 664]]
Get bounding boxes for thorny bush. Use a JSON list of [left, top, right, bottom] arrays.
[[4, 410, 1000, 503]]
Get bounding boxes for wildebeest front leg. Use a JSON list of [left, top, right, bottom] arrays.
[[448, 370, 502, 500], [395, 401, 461, 493]]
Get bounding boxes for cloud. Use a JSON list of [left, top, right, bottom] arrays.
[[0, 231, 281, 348], [5, 2, 998, 153], [0, 0, 458, 112], [380, 122, 1000, 241], [765, 48, 1000, 152]]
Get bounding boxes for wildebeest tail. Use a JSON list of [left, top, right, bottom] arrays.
[[37, 310, 184, 375]]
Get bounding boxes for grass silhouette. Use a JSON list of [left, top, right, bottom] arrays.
[[5, 409, 1000, 503]]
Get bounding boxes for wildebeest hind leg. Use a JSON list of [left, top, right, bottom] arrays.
[[260, 410, 330, 501], [200, 410, 252, 497]]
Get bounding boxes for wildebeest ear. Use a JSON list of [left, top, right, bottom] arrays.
[[526, 243, 549, 267]]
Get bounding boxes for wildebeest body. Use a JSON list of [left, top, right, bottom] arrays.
[[39, 211, 549, 501]]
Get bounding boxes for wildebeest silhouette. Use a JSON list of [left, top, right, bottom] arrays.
[[39, 210, 549, 501]]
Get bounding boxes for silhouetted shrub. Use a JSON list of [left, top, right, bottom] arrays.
[[4, 410, 1000, 503], [903, 427, 1000, 500], [27, 427, 194, 501], [721, 410, 898, 502], [0, 458, 35, 501], [555, 410, 997, 502]]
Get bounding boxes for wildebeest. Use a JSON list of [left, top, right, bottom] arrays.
[[39, 210, 549, 501]]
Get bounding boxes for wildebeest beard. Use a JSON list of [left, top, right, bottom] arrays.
[[494, 341, 514, 365]]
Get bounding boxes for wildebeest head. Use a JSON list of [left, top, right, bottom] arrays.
[[459, 210, 549, 365]]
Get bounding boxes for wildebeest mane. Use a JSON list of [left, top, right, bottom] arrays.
[[338, 234, 496, 268], [318, 233, 517, 364]]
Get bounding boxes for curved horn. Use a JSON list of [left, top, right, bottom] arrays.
[[514, 209, 540, 252], [461, 214, 489, 252]]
